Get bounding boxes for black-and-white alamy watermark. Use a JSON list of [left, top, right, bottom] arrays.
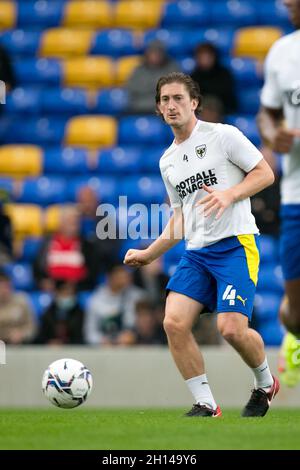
[[0, 80, 6, 104]]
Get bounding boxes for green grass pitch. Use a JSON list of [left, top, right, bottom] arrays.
[[0, 408, 299, 450]]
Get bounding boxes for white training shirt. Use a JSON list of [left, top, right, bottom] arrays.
[[159, 120, 263, 249], [261, 30, 300, 204]]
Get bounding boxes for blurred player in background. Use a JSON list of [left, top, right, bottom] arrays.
[[257, 0, 300, 387], [125, 72, 278, 417]]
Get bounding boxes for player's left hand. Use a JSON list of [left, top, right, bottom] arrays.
[[196, 184, 235, 220]]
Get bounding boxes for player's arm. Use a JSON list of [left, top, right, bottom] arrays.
[[257, 106, 300, 153], [123, 207, 184, 267]]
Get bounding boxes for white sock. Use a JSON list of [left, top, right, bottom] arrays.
[[252, 358, 273, 390], [185, 374, 217, 410]]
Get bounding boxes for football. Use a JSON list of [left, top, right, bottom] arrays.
[[42, 358, 93, 408]]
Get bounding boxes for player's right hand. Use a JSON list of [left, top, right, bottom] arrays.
[[123, 249, 152, 267], [271, 128, 300, 153]]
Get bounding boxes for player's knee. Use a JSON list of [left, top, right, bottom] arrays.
[[218, 323, 244, 345], [163, 316, 188, 338]]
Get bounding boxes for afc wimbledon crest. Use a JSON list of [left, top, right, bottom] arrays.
[[195, 144, 207, 159]]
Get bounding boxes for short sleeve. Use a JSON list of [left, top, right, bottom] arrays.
[[260, 43, 283, 109], [160, 165, 182, 208], [218, 124, 263, 173]]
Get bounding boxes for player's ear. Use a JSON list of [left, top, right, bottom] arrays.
[[191, 98, 198, 112]]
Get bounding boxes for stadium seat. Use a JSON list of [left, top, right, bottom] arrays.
[[258, 321, 284, 346], [141, 147, 166, 173], [97, 146, 143, 174], [6, 263, 35, 291], [44, 205, 62, 233], [257, 265, 284, 294], [65, 116, 117, 148], [0, 145, 42, 178], [0, 177, 14, 197], [62, 1, 112, 28], [258, 235, 279, 264], [6, 87, 41, 114], [234, 27, 282, 60], [228, 57, 262, 87], [179, 57, 195, 74], [211, 1, 256, 26], [115, 56, 142, 86], [40, 88, 89, 114], [114, 1, 163, 29], [237, 87, 260, 115], [162, 1, 210, 27], [43, 147, 91, 175], [0, 30, 41, 56], [144, 29, 191, 57], [121, 176, 166, 204], [0, 1, 16, 29], [40, 28, 94, 58], [19, 238, 43, 262], [66, 176, 118, 204], [16, 177, 67, 206], [189, 28, 235, 56], [1, 118, 66, 145], [63, 56, 114, 88], [257, 1, 290, 27], [94, 88, 128, 115], [28, 291, 53, 319], [254, 293, 282, 322], [4, 204, 43, 238], [17, 1, 64, 28], [14, 58, 62, 85], [118, 116, 171, 146], [225, 115, 260, 147], [78, 291, 93, 310], [91, 30, 142, 57]]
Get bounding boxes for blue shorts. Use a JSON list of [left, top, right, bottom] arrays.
[[166, 235, 260, 320], [280, 204, 300, 281]]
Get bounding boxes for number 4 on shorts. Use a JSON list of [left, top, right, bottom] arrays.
[[222, 285, 236, 306]]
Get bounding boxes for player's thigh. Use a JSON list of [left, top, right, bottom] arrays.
[[165, 291, 204, 331], [285, 278, 300, 320]]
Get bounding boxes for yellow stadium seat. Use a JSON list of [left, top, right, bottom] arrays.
[[0, 145, 42, 178], [63, 56, 114, 88], [0, 1, 16, 29], [65, 116, 117, 148], [114, 1, 163, 29], [115, 55, 142, 86], [40, 28, 94, 58], [63, 1, 112, 28], [234, 27, 282, 60], [4, 204, 43, 239], [44, 205, 62, 233]]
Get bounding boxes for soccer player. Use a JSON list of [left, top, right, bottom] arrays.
[[257, 0, 300, 387], [124, 72, 279, 417]]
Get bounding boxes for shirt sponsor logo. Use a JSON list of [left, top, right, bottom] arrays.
[[175, 169, 218, 200]]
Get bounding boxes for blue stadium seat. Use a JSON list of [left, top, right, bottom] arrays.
[[254, 293, 282, 321], [121, 176, 166, 204], [257, 265, 284, 294], [6, 263, 35, 291], [0, 30, 41, 56], [258, 321, 284, 346], [225, 115, 260, 146], [211, 1, 257, 26], [118, 116, 172, 146], [97, 147, 143, 174], [161, 1, 210, 27], [41, 88, 89, 114], [94, 89, 128, 115], [228, 57, 262, 86], [43, 147, 91, 174], [144, 29, 192, 57], [19, 238, 42, 262], [259, 235, 279, 264], [189, 28, 235, 56], [257, 1, 290, 27], [66, 176, 118, 204], [0, 177, 14, 197], [91, 30, 142, 57], [5, 87, 41, 114], [179, 57, 195, 74], [78, 291, 93, 311], [17, 1, 64, 28], [237, 87, 260, 115], [1, 118, 66, 145], [16, 177, 67, 206], [14, 59, 62, 85], [28, 291, 53, 319], [140, 147, 166, 173]]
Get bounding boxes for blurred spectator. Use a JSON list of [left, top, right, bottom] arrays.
[[126, 40, 179, 115], [200, 95, 224, 123], [132, 299, 167, 345], [77, 186, 120, 271], [191, 43, 237, 115], [0, 43, 16, 92], [0, 269, 36, 344], [33, 205, 98, 292], [84, 264, 146, 346], [0, 190, 13, 266], [35, 280, 84, 345], [134, 257, 169, 307]]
